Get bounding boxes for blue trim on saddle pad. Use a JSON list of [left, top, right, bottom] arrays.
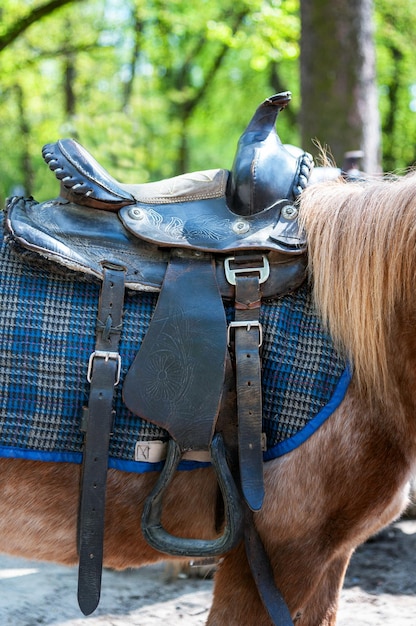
[[0, 445, 208, 473], [0, 212, 351, 472], [263, 366, 351, 460]]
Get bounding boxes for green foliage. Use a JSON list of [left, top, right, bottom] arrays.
[[374, 0, 416, 171], [1, 0, 416, 207], [0, 0, 301, 205]]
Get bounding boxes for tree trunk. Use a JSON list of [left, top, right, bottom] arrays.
[[122, 11, 144, 111], [63, 51, 76, 117], [300, 0, 381, 174]]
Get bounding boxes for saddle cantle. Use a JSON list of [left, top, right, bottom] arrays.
[[6, 92, 310, 624]]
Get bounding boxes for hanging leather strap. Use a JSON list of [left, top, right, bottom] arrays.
[[229, 257, 294, 622], [77, 263, 125, 616], [244, 507, 294, 625], [217, 353, 293, 625], [226, 255, 266, 511]]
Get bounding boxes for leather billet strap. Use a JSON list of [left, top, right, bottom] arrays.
[[225, 254, 266, 512], [77, 263, 125, 616]]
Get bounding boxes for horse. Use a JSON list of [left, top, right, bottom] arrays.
[[1, 167, 416, 625]]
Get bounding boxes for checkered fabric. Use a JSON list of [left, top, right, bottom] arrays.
[[0, 213, 350, 472]]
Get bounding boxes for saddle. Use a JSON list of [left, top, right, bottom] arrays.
[[6, 91, 312, 624]]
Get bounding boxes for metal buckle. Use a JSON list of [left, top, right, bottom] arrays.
[[227, 320, 263, 348], [224, 255, 270, 286], [87, 350, 122, 385]]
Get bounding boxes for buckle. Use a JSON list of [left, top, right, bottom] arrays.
[[224, 255, 270, 286], [87, 350, 122, 385], [227, 320, 263, 347]]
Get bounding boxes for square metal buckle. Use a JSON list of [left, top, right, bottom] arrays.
[[224, 255, 270, 286], [87, 350, 122, 386], [227, 320, 263, 348]]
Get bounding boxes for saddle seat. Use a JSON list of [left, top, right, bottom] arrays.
[[43, 137, 229, 210], [42, 138, 308, 255]]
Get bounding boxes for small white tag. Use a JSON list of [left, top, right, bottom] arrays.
[[134, 440, 167, 462], [134, 440, 211, 463]]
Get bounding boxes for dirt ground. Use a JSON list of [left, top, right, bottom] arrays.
[[0, 519, 415, 625]]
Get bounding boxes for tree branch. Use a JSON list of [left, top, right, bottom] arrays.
[[0, 0, 83, 53], [182, 7, 250, 118]]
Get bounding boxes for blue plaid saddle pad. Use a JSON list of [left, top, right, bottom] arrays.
[[0, 215, 350, 473]]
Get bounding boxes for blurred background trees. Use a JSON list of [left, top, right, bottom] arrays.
[[0, 0, 415, 205]]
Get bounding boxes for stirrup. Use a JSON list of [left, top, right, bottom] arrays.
[[141, 433, 244, 557]]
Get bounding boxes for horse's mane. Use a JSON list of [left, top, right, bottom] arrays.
[[299, 172, 416, 401]]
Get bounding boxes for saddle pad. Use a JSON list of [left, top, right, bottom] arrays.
[[0, 215, 350, 472]]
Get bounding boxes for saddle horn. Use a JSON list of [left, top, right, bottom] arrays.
[[226, 91, 313, 216]]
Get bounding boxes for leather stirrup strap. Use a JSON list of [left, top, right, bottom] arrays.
[[77, 263, 125, 616], [244, 507, 294, 625], [227, 256, 265, 511]]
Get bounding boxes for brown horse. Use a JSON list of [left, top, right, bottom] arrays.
[[1, 171, 416, 625]]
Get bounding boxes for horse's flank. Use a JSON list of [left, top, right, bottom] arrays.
[[300, 173, 416, 405]]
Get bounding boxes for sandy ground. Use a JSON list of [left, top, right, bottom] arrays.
[[0, 519, 415, 625]]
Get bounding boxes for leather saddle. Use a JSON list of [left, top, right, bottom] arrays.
[[6, 91, 312, 622]]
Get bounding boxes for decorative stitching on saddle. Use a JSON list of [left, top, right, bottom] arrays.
[[138, 190, 225, 204], [138, 208, 232, 242]]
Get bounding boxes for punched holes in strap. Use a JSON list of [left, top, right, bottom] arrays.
[[225, 255, 268, 512], [77, 263, 125, 616]]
